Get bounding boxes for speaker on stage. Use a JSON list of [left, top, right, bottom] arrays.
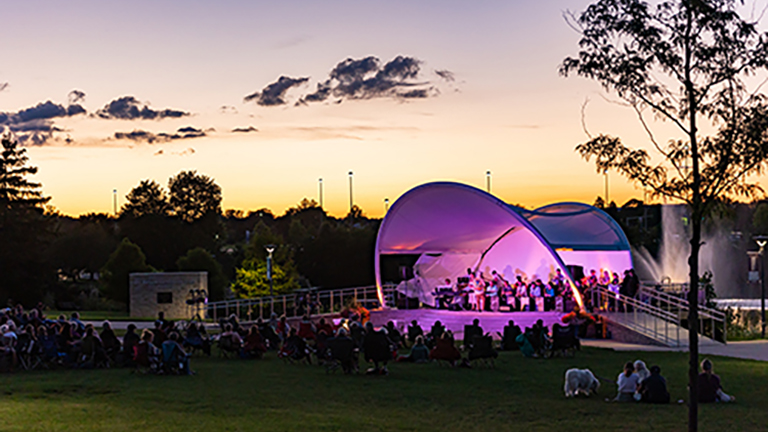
[[566, 265, 584, 281]]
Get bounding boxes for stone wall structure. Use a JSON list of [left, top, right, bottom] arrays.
[[129, 272, 207, 319]]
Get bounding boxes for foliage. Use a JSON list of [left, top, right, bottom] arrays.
[[168, 170, 222, 222], [121, 179, 170, 218], [726, 307, 764, 340], [0, 135, 54, 306], [100, 238, 152, 304], [231, 258, 299, 298], [700, 270, 716, 308], [176, 247, 228, 301], [752, 202, 768, 234]]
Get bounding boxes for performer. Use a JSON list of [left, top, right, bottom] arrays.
[[514, 276, 528, 311], [473, 272, 486, 312], [486, 272, 500, 312]]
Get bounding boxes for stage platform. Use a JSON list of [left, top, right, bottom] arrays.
[[369, 308, 563, 339]]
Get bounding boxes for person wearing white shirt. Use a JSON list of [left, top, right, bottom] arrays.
[[615, 361, 641, 402]]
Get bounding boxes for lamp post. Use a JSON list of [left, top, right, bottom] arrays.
[[348, 171, 354, 212], [112, 189, 117, 216], [318, 178, 323, 209], [755, 235, 768, 338], [603, 169, 609, 205], [265, 244, 275, 299], [486, 171, 491, 193], [384, 198, 389, 213]]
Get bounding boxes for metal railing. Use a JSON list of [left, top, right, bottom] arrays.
[[206, 284, 396, 323], [637, 286, 727, 343], [591, 286, 684, 347], [590, 285, 727, 346]]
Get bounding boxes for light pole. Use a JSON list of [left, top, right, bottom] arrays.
[[486, 171, 491, 193], [265, 244, 275, 300], [755, 235, 767, 338], [348, 171, 354, 212], [112, 189, 117, 216], [318, 178, 323, 209], [384, 198, 389, 213], [603, 169, 609, 205]]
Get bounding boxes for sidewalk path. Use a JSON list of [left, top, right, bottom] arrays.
[[582, 339, 768, 362]]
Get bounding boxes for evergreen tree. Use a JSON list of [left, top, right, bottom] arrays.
[[101, 238, 152, 305]]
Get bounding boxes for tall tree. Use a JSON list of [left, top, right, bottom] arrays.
[[0, 135, 53, 305], [561, 1, 768, 429], [168, 170, 222, 222], [121, 179, 170, 218], [101, 238, 152, 305], [177, 247, 228, 301]]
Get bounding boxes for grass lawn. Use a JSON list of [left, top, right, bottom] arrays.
[[0, 347, 766, 432]]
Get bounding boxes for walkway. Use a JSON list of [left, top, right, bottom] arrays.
[[582, 339, 768, 362]]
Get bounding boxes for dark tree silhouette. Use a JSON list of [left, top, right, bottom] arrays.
[[168, 170, 222, 222], [101, 238, 152, 305], [561, 1, 768, 429], [177, 247, 227, 301], [121, 179, 170, 218], [0, 135, 53, 305]]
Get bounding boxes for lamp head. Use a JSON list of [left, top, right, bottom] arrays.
[[754, 235, 768, 249], [265, 244, 275, 254]]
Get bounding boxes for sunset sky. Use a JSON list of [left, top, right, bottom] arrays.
[[3, 0, 766, 218]]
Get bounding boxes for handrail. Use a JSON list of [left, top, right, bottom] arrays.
[[591, 285, 727, 346], [205, 284, 397, 323], [591, 286, 682, 346]]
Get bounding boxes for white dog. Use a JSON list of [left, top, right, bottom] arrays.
[[564, 368, 600, 397]]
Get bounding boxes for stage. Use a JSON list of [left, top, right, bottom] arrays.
[[369, 308, 563, 339]]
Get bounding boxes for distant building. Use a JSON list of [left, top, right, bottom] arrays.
[[129, 272, 207, 319]]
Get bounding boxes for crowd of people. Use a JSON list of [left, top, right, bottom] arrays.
[[0, 305, 202, 375], [434, 267, 639, 313]]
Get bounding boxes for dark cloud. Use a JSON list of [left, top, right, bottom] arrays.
[[290, 55, 442, 106], [0, 99, 86, 145], [113, 126, 207, 144], [68, 89, 86, 105], [96, 96, 188, 120], [0, 83, 8, 92], [220, 105, 238, 114], [244, 76, 309, 106], [434, 69, 455, 82], [232, 126, 258, 133]]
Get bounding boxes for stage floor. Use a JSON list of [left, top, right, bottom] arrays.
[[369, 308, 563, 338]]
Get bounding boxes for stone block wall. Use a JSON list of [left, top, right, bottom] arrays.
[[129, 272, 208, 319]]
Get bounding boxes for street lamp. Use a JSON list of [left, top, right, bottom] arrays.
[[112, 189, 117, 216], [603, 169, 609, 205], [755, 235, 768, 338], [265, 244, 275, 299], [384, 198, 389, 213], [486, 171, 491, 193], [348, 171, 354, 212], [318, 178, 323, 209]]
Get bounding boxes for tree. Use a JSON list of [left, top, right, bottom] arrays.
[[101, 238, 152, 305], [561, 1, 768, 429], [0, 135, 53, 305], [753, 202, 768, 234], [231, 259, 299, 298], [177, 247, 228, 301], [121, 179, 170, 218], [168, 170, 222, 222]]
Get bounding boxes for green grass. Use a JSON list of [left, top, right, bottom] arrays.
[[43, 311, 140, 322], [0, 348, 766, 432]]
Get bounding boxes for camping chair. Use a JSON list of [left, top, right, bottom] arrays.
[[462, 325, 483, 351], [500, 324, 521, 351], [132, 343, 160, 374], [468, 335, 498, 368], [278, 337, 313, 365], [547, 324, 579, 358], [363, 331, 392, 374], [325, 336, 358, 374], [16, 334, 42, 371], [217, 334, 241, 359], [161, 343, 189, 375]]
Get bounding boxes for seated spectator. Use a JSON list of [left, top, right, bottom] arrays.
[[638, 365, 670, 404], [122, 324, 140, 366], [80, 325, 107, 368], [430, 333, 462, 366], [280, 327, 311, 363], [100, 321, 121, 361], [633, 360, 650, 401], [501, 320, 521, 351], [428, 321, 445, 345], [297, 315, 316, 340], [362, 322, 391, 375], [385, 321, 402, 349], [398, 335, 430, 363], [316, 318, 334, 337], [698, 359, 735, 403], [242, 326, 267, 359], [220, 324, 243, 355], [152, 321, 168, 346], [406, 320, 424, 347], [70, 312, 85, 334], [134, 329, 161, 371], [615, 361, 640, 402], [161, 332, 192, 375], [183, 322, 210, 356]]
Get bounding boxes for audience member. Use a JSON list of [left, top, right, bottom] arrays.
[[615, 361, 640, 402], [698, 359, 735, 403], [638, 365, 670, 404]]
